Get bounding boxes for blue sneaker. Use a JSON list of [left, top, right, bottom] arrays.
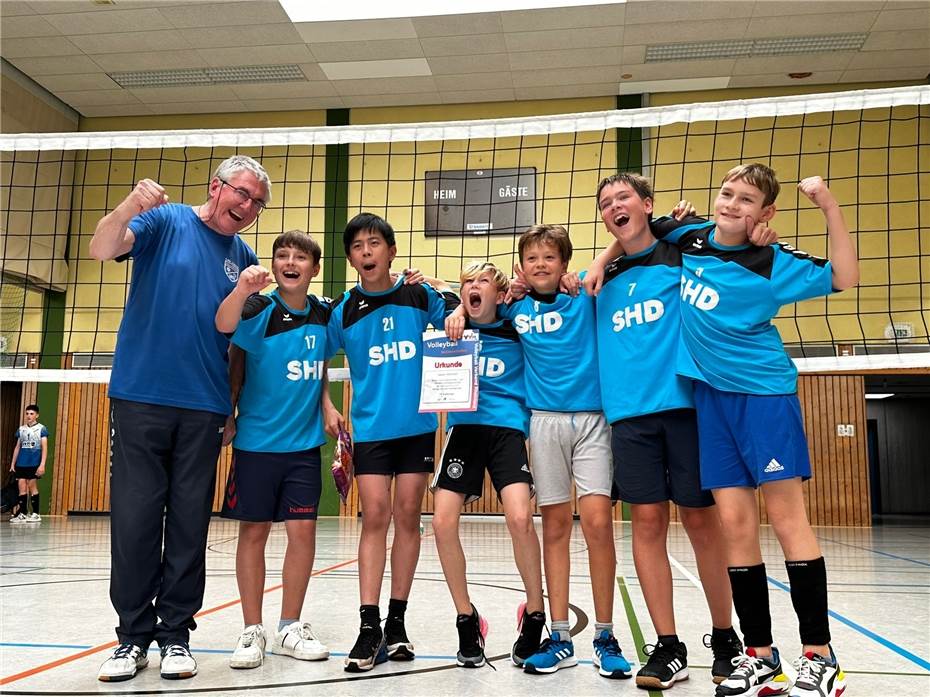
[[592, 630, 632, 679], [523, 637, 577, 674]]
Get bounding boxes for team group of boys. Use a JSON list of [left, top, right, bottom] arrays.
[[83, 153, 855, 697]]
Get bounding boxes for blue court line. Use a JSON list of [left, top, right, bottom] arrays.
[[0, 643, 93, 650], [821, 537, 930, 568], [766, 576, 930, 672]]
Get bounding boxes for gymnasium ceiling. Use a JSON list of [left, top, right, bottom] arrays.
[[0, 0, 927, 119]]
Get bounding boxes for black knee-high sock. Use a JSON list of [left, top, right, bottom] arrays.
[[16, 494, 27, 516], [31, 493, 40, 515], [728, 564, 773, 648], [785, 557, 831, 647]]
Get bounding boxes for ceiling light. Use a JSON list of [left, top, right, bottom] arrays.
[[109, 65, 307, 89], [646, 33, 868, 63], [865, 393, 894, 400], [281, 0, 624, 22]]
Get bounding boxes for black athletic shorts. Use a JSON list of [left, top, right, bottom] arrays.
[[611, 409, 714, 508], [354, 432, 436, 476], [221, 447, 322, 522], [12, 467, 40, 480], [432, 424, 532, 503]]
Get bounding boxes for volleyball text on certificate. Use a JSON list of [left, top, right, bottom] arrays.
[[418, 330, 480, 413]]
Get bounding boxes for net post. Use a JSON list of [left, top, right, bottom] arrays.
[[35, 290, 65, 515]]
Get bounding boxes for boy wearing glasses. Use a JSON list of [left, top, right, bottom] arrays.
[[90, 155, 267, 682]]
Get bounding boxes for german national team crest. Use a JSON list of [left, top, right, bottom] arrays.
[[224, 258, 240, 282], [446, 458, 464, 479]]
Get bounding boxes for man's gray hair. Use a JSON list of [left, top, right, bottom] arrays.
[[213, 155, 272, 203]]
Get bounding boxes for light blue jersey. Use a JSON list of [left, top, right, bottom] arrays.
[[499, 279, 601, 412], [658, 216, 835, 395], [327, 277, 458, 443], [596, 240, 694, 423], [232, 291, 330, 452], [447, 318, 530, 436]]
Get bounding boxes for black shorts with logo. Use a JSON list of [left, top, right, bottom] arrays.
[[354, 432, 436, 476], [12, 467, 40, 480], [432, 424, 532, 503]]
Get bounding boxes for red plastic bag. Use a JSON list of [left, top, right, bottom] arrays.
[[331, 427, 354, 504]]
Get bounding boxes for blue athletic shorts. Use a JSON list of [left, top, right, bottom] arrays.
[[221, 447, 322, 522], [693, 382, 811, 490], [611, 408, 714, 508]]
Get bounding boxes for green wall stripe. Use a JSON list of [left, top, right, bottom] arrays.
[[36, 290, 65, 515], [617, 94, 644, 174]]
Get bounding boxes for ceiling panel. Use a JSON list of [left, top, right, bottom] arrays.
[[427, 54, 513, 76], [230, 81, 339, 100], [157, 1, 290, 29], [504, 26, 623, 52], [0, 36, 82, 58], [294, 18, 417, 44], [411, 12, 502, 37], [515, 83, 619, 100], [179, 23, 304, 48], [728, 71, 845, 88], [320, 58, 432, 81], [733, 52, 857, 75], [440, 87, 516, 104], [623, 18, 750, 44], [744, 12, 880, 38], [341, 92, 442, 108], [129, 85, 239, 104], [872, 7, 930, 31], [7, 54, 101, 76], [750, 1, 885, 17], [77, 104, 153, 118], [34, 73, 121, 92], [147, 100, 247, 115], [508, 47, 621, 72], [419, 34, 508, 58], [847, 48, 930, 70], [861, 29, 930, 51], [625, 0, 751, 24], [71, 30, 192, 55], [840, 66, 929, 83], [56, 89, 144, 107], [500, 4, 625, 32], [0, 14, 62, 38], [89, 50, 207, 73], [332, 75, 438, 97], [619, 59, 738, 81], [512, 65, 621, 88], [42, 8, 176, 35], [309, 39, 424, 63], [197, 44, 314, 69], [240, 96, 346, 112], [433, 72, 513, 92], [0, 2, 35, 16]]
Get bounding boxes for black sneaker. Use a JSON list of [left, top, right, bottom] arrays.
[[344, 623, 387, 672], [704, 629, 743, 684], [384, 617, 414, 660], [511, 604, 546, 667], [636, 640, 689, 690], [456, 605, 489, 668]]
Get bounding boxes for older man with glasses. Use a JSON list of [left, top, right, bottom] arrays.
[[89, 155, 270, 682]]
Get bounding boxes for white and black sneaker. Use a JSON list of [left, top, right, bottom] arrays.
[[97, 643, 148, 682], [9, 513, 26, 524], [160, 642, 197, 680], [456, 605, 489, 668], [229, 624, 266, 669], [716, 647, 790, 696], [636, 640, 689, 690], [790, 648, 847, 697], [344, 623, 387, 672]]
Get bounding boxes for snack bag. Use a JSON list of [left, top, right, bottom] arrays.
[[331, 427, 354, 504]]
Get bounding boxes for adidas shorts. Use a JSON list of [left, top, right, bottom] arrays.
[[693, 382, 812, 490], [432, 425, 532, 504]]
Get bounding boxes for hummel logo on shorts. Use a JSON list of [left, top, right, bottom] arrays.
[[764, 458, 785, 473]]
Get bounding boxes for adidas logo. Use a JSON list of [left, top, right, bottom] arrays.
[[520, 464, 530, 473], [764, 458, 785, 473], [668, 657, 684, 672]]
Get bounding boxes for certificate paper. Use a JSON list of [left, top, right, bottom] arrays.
[[418, 330, 479, 413]]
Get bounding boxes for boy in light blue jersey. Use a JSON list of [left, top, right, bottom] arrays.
[[215, 230, 331, 670], [9, 404, 47, 523], [651, 165, 859, 697], [326, 212, 460, 672], [431, 261, 545, 670], [449, 224, 631, 679]]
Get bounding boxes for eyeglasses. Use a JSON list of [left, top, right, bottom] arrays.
[[217, 177, 267, 211]]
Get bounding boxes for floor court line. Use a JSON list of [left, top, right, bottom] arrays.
[[820, 537, 930, 568], [0, 554, 363, 686]]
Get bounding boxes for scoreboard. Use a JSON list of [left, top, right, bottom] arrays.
[[424, 167, 536, 236]]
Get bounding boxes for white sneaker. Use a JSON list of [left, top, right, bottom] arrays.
[[230, 624, 266, 669], [98, 643, 148, 682], [9, 513, 26, 524], [160, 642, 197, 679], [26, 512, 41, 522], [272, 621, 330, 661]]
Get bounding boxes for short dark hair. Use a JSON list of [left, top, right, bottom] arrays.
[[25, 404, 39, 413], [343, 212, 396, 255], [518, 224, 572, 264], [596, 173, 654, 204], [272, 230, 322, 264]]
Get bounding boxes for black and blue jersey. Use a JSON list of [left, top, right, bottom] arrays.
[[596, 240, 694, 423], [447, 318, 530, 436], [15, 423, 47, 468], [327, 277, 458, 443], [232, 290, 330, 452], [658, 216, 835, 395], [498, 278, 601, 412]]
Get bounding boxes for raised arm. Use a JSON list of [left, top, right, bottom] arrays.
[[798, 176, 859, 290], [89, 178, 168, 261], [215, 265, 273, 333]]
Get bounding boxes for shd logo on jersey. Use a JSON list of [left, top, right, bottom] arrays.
[[446, 458, 465, 479], [612, 299, 664, 332], [286, 359, 325, 381], [369, 340, 417, 366], [514, 311, 563, 334], [680, 277, 719, 311], [224, 258, 240, 282], [478, 356, 505, 377]]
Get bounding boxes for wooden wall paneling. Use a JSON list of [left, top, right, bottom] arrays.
[[95, 386, 109, 511], [50, 382, 66, 515], [63, 383, 78, 513]]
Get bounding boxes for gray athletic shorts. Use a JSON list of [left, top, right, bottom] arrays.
[[529, 410, 613, 506]]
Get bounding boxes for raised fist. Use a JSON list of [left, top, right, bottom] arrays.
[[237, 265, 273, 294], [798, 176, 836, 210], [124, 178, 169, 214]]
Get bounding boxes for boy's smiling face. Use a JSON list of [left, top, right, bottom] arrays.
[[347, 228, 396, 286], [461, 269, 504, 323], [713, 177, 775, 243], [598, 180, 653, 246], [272, 245, 319, 294], [521, 241, 567, 294]]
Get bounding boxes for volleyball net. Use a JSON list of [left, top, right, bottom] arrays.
[[1, 85, 928, 384]]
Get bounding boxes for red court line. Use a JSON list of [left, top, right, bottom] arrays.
[[0, 554, 362, 686]]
